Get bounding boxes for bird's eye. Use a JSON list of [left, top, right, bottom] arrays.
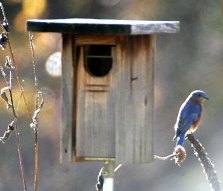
[[198, 93, 201, 97]]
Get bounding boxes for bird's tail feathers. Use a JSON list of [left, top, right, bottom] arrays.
[[173, 135, 177, 141]]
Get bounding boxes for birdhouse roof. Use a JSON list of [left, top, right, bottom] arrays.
[[27, 18, 179, 35]]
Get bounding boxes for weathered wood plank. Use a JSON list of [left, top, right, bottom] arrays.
[[74, 35, 116, 45], [75, 46, 115, 158], [115, 35, 155, 164], [58, 34, 155, 163], [60, 34, 74, 163], [27, 18, 179, 35]]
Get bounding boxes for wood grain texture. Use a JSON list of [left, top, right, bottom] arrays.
[[75, 45, 116, 158], [60, 34, 74, 163], [61, 34, 154, 164], [74, 35, 116, 45], [115, 35, 155, 164]]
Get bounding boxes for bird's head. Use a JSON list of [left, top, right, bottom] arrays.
[[189, 90, 209, 103]]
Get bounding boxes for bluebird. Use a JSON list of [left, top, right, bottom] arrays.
[[173, 90, 209, 146]]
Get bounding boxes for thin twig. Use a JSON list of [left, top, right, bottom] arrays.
[[29, 32, 38, 89], [154, 153, 176, 161], [14, 119, 28, 191], [0, 2, 7, 21], [29, 31, 39, 191], [8, 72, 27, 191], [7, 36, 32, 120], [34, 128, 39, 191]]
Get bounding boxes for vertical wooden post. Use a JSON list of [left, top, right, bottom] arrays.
[[60, 34, 74, 163]]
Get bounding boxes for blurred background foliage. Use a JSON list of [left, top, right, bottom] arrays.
[[0, 0, 223, 190]]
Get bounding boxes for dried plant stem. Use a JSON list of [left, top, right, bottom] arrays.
[[29, 31, 39, 191], [9, 71, 27, 191], [0, 2, 7, 21], [154, 153, 176, 161], [34, 129, 39, 191], [14, 120, 28, 191], [29, 32, 38, 89], [187, 134, 221, 191], [7, 36, 32, 120]]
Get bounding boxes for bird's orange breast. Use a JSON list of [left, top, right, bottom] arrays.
[[188, 116, 201, 134]]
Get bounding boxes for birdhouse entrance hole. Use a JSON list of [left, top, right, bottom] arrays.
[[85, 45, 113, 77]]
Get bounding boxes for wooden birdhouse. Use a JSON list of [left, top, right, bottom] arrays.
[[27, 19, 179, 164]]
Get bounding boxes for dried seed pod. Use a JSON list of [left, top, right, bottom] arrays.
[[174, 145, 187, 166], [0, 121, 15, 143], [0, 32, 8, 50], [30, 91, 44, 129], [0, 66, 6, 78], [1, 87, 12, 109], [30, 122, 37, 129], [5, 56, 13, 68], [8, 120, 15, 131], [154, 145, 186, 166], [2, 19, 10, 32], [1, 130, 12, 142], [5, 56, 11, 68]]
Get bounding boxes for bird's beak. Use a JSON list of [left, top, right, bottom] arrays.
[[203, 94, 209, 100]]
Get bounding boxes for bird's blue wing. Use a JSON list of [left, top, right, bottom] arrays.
[[174, 101, 201, 140], [174, 115, 193, 140]]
